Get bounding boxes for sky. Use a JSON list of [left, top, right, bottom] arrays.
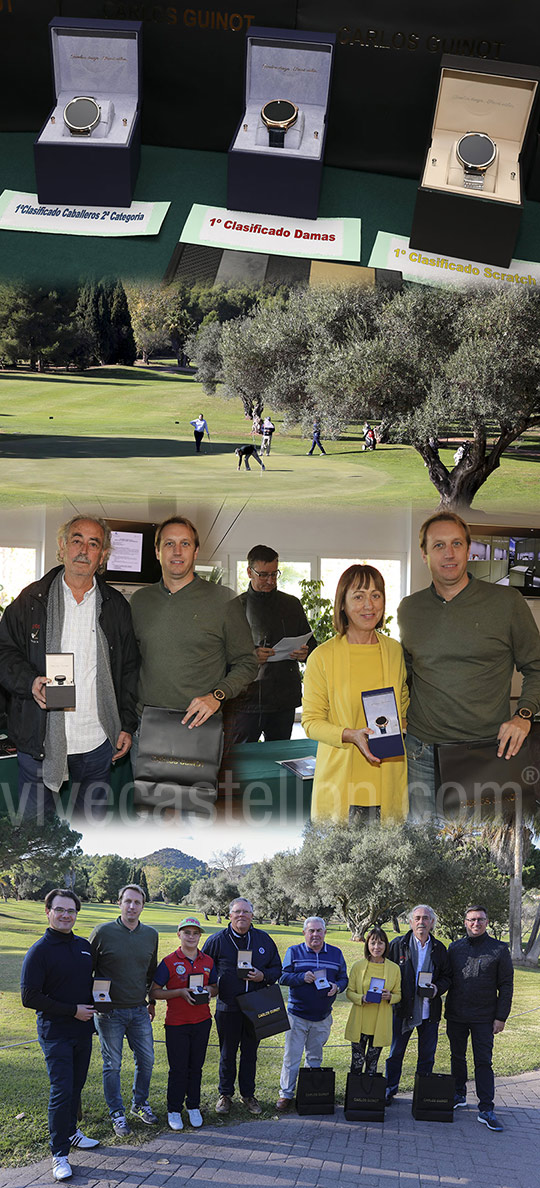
[[78, 816, 305, 863]]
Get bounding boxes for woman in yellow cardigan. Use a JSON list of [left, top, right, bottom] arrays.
[[302, 564, 409, 822], [345, 927, 401, 1075]]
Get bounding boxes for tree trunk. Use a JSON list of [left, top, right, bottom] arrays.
[[524, 900, 540, 964], [417, 424, 527, 510], [510, 805, 523, 961]]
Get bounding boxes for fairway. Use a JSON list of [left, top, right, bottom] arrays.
[[1, 900, 540, 1165], [0, 365, 538, 510]]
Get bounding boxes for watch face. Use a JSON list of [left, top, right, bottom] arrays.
[[457, 132, 496, 171], [64, 97, 100, 133], [261, 99, 297, 128]]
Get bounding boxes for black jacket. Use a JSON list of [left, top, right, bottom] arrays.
[[445, 932, 514, 1024], [0, 566, 139, 759], [202, 924, 282, 1012], [21, 927, 94, 1039], [389, 930, 451, 1023], [233, 586, 316, 712]]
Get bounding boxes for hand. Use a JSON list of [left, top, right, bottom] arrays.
[[75, 1004, 95, 1021], [256, 646, 275, 664], [147, 1003, 156, 1021], [327, 983, 338, 997], [112, 731, 131, 761], [497, 715, 531, 758], [380, 989, 391, 1002], [290, 644, 309, 661], [32, 675, 49, 709], [303, 971, 316, 983], [182, 694, 220, 728], [342, 727, 381, 766], [178, 988, 197, 1005], [493, 1019, 505, 1035], [246, 968, 264, 982]]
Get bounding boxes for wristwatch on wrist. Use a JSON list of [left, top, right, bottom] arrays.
[[213, 688, 226, 702], [456, 131, 497, 191], [63, 96, 101, 136], [261, 99, 298, 148], [514, 707, 534, 721]]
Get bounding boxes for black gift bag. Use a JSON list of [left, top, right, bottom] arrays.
[[296, 1067, 335, 1115], [236, 984, 290, 1041], [344, 1072, 386, 1122], [412, 1072, 455, 1122]]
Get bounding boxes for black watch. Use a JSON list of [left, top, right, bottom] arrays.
[[261, 99, 298, 148], [456, 131, 497, 191], [213, 688, 226, 702], [514, 707, 534, 721], [63, 96, 101, 136]]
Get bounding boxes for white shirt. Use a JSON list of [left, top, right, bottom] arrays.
[[61, 577, 106, 754]]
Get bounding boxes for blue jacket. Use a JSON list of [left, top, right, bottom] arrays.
[[279, 941, 348, 1020], [21, 928, 94, 1039], [202, 924, 281, 1012]]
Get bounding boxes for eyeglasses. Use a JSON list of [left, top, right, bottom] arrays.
[[51, 907, 77, 916], [250, 568, 281, 579]]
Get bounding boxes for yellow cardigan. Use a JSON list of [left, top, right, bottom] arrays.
[[344, 957, 401, 1047], [302, 631, 409, 821]]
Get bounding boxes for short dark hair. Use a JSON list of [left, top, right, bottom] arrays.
[[334, 565, 385, 635], [464, 904, 488, 918], [118, 883, 146, 904], [419, 512, 471, 553], [364, 926, 389, 960], [44, 888, 81, 912], [154, 516, 200, 552], [247, 545, 279, 567]]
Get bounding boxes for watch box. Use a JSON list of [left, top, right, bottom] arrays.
[[409, 57, 540, 268], [228, 26, 335, 221], [34, 17, 142, 208]]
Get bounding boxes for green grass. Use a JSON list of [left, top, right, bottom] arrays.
[[0, 364, 538, 510], [1, 900, 539, 1165]]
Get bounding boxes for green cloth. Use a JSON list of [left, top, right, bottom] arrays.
[[398, 574, 540, 743], [130, 575, 257, 711], [89, 917, 158, 1007]]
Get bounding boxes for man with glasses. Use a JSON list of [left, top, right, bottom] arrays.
[[202, 897, 281, 1116], [21, 889, 98, 1182], [231, 545, 315, 743], [445, 905, 514, 1131]]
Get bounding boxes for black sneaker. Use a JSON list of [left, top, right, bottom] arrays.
[[111, 1112, 132, 1137], [454, 1093, 467, 1108], [478, 1109, 503, 1131]]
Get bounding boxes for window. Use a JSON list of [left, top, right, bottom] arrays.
[[0, 547, 38, 610]]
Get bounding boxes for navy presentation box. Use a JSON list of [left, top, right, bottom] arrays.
[[34, 17, 142, 208], [228, 26, 335, 221]]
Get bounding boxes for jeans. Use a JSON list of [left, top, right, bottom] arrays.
[[446, 1020, 495, 1112], [279, 1013, 333, 1098], [165, 1019, 212, 1110], [17, 738, 114, 819], [94, 1006, 154, 1115], [385, 1015, 440, 1094], [406, 733, 437, 821], [215, 1009, 258, 1098], [37, 1025, 93, 1156], [231, 708, 296, 744]]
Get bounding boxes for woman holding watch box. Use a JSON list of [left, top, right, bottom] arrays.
[[345, 928, 401, 1075], [150, 917, 217, 1131]]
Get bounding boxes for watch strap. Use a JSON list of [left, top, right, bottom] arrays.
[[269, 127, 285, 148], [463, 169, 485, 191]]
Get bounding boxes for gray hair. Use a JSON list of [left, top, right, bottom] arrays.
[[56, 515, 111, 574], [303, 916, 326, 932], [409, 904, 437, 929], [229, 897, 254, 914]]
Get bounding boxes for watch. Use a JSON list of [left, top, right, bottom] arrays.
[[213, 688, 226, 702], [456, 131, 497, 191], [261, 99, 298, 148], [514, 707, 534, 721], [63, 96, 101, 137]]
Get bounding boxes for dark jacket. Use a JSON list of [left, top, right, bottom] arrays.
[[389, 930, 451, 1023], [21, 928, 94, 1039], [0, 565, 139, 759], [233, 586, 316, 712], [445, 932, 514, 1024], [202, 924, 282, 1012]]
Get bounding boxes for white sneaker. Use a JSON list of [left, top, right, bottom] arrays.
[[187, 1108, 203, 1127], [168, 1111, 184, 1131], [52, 1155, 72, 1181], [69, 1127, 100, 1149]]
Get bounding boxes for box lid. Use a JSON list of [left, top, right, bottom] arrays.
[[49, 17, 142, 102]]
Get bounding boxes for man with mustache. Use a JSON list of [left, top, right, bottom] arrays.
[[0, 515, 139, 816]]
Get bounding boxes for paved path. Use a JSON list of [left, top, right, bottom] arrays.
[[1, 1072, 539, 1188]]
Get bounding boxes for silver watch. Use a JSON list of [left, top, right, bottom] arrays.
[[63, 96, 101, 137], [456, 132, 497, 191]]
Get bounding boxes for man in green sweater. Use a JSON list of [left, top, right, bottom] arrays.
[[91, 884, 158, 1137], [399, 512, 540, 820], [129, 518, 257, 802]]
